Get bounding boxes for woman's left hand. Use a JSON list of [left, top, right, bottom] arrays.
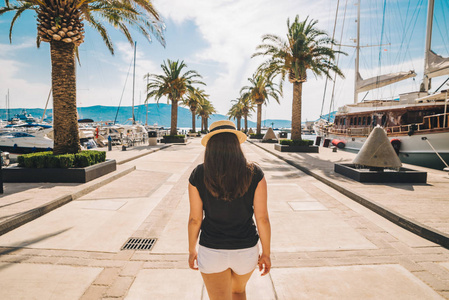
[[189, 251, 198, 270]]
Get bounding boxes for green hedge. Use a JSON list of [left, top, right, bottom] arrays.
[[17, 150, 107, 169], [249, 133, 264, 139], [162, 135, 186, 139], [279, 139, 314, 146]]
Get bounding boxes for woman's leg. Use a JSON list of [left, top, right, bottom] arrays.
[[230, 269, 254, 300], [201, 268, 232, 300]]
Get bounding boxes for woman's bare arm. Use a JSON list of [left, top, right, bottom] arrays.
[[253, 177, 271, 275], [188, 183, 203, 270]]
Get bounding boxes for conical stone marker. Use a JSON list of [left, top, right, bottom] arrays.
[[353, 126, 402, 169], [248, 128, 254, 134], [263, 127, 277, 141]]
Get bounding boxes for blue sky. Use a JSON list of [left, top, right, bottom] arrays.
[[1, 0, 448, 123]]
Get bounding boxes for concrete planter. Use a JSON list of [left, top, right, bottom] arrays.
[[334, 163, 427, 183], [3, 159, 117, 183], [274, 144, 319, 153]]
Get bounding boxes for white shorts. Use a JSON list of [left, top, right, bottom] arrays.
[[197, 244, 259, 275]]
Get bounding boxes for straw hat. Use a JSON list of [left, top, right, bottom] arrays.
[[201, 120, 247, 146]]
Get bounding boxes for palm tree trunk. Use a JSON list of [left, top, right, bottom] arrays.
[[256, 103, 262, 135], [191, 108, 196, 133], [244, 114, 248, 133], [170, 99, 178, 136], [205, 118, 209, 132], [237, 118, 241, 130], [291, 82, 302, 140], [50, 41, 80, 155]]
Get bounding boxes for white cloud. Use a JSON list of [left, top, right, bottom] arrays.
[[153, 0, 348, 121]]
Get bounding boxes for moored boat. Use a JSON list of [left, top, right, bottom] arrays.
[[314, 0, 449, 170]]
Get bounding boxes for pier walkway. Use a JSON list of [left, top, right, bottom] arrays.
[[0, 138, 448, 299]]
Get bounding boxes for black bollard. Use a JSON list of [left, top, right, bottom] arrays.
[[108, 136, 112, 151], [0, 152, 3, 194]]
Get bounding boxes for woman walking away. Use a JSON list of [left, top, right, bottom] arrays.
[[188, 120, 271, 300]]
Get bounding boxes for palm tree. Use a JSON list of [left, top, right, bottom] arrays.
[[238, 93, 254, 133], [227, 99, 244, 130], [240, 73, 281, 135], [182, 88, 208, 133], [253, 15, 345, 140], [197, 99, 216, 132], [145, 60, 205, 136], [1, 0, 165, 154]]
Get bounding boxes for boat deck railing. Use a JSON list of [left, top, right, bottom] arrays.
[[326, 112, 449, 136]]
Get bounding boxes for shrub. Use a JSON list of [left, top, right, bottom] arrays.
[[249, 133, 264, 139], [163, 135, 185, 139], [17, 150, 106, 168], [57, 154, 75, 169], [279, 139, 313, 146]]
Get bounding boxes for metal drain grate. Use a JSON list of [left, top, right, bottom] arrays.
[[121, 238, 157, 250]]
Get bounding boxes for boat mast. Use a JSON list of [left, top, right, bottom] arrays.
[[422, 0, 434, 92], [132, 41, 137, 125], [354, 0, 361, 104]]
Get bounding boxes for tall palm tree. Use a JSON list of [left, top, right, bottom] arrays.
[[182, 87, 208, 133], [240, 73, 281, 135], [1, 0, 165, 154], [197, 99, 216, 132], [227, 99, 244, 130], [238, 93, 254, 133], [253, 15, 345, 140], [145, 59, 205, 136]]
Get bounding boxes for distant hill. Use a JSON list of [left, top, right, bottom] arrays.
[[0, 104, 327, 128]]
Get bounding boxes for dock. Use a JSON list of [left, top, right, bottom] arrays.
[[0, 138, 448, 299]]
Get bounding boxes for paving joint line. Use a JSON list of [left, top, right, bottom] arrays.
[[248, 141, 449, 250]]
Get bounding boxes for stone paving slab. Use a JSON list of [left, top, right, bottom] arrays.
[[270, 265, 444, 299], [0, 263, 102, 299]]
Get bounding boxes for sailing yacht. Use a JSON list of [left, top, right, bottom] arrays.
[[314, 0, 449, 170]]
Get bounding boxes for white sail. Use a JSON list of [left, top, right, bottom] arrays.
[[425, 50, 449, 79], [355, 70, 416, 93]]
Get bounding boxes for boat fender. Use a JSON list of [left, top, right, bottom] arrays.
[[408, 124, 418, 136], [331, 139, 345, 149], [390, 139, 401, 155]]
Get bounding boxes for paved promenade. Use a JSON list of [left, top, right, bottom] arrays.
[[0, 138, 448, 299]]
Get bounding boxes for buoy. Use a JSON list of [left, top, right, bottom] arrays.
[[331, 139, 345, 149], [390, 139, 401, 155]]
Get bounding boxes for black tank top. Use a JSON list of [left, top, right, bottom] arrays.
[[189, 163, 264, 249]]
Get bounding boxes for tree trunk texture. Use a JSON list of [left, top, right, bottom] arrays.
[[244, 114, 248, 133], [256, 104, 262, 135], [205, 118, 209, 132], [170, 99, 178, 136], [191, 108, 196, 133], [50, 41, 81, 155], [237, 118, 241, 130], [291, 82, 302, 140]]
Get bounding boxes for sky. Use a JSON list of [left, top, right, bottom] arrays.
[[1, 0, 449, 123]]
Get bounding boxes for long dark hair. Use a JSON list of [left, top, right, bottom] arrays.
[[204, 132, 254, 201]]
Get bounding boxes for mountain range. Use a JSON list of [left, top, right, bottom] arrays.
[[0, 104, 297, 128], [1, 104, 336, 129]]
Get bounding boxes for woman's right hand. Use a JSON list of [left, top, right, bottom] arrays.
[[189, 251, 198, 270], [258, 253, 271, 276]]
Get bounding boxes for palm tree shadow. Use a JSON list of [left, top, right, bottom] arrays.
[[0, 228, 71, 271]]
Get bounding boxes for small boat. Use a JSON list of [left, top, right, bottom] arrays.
[[0, 131, 53, 154]]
